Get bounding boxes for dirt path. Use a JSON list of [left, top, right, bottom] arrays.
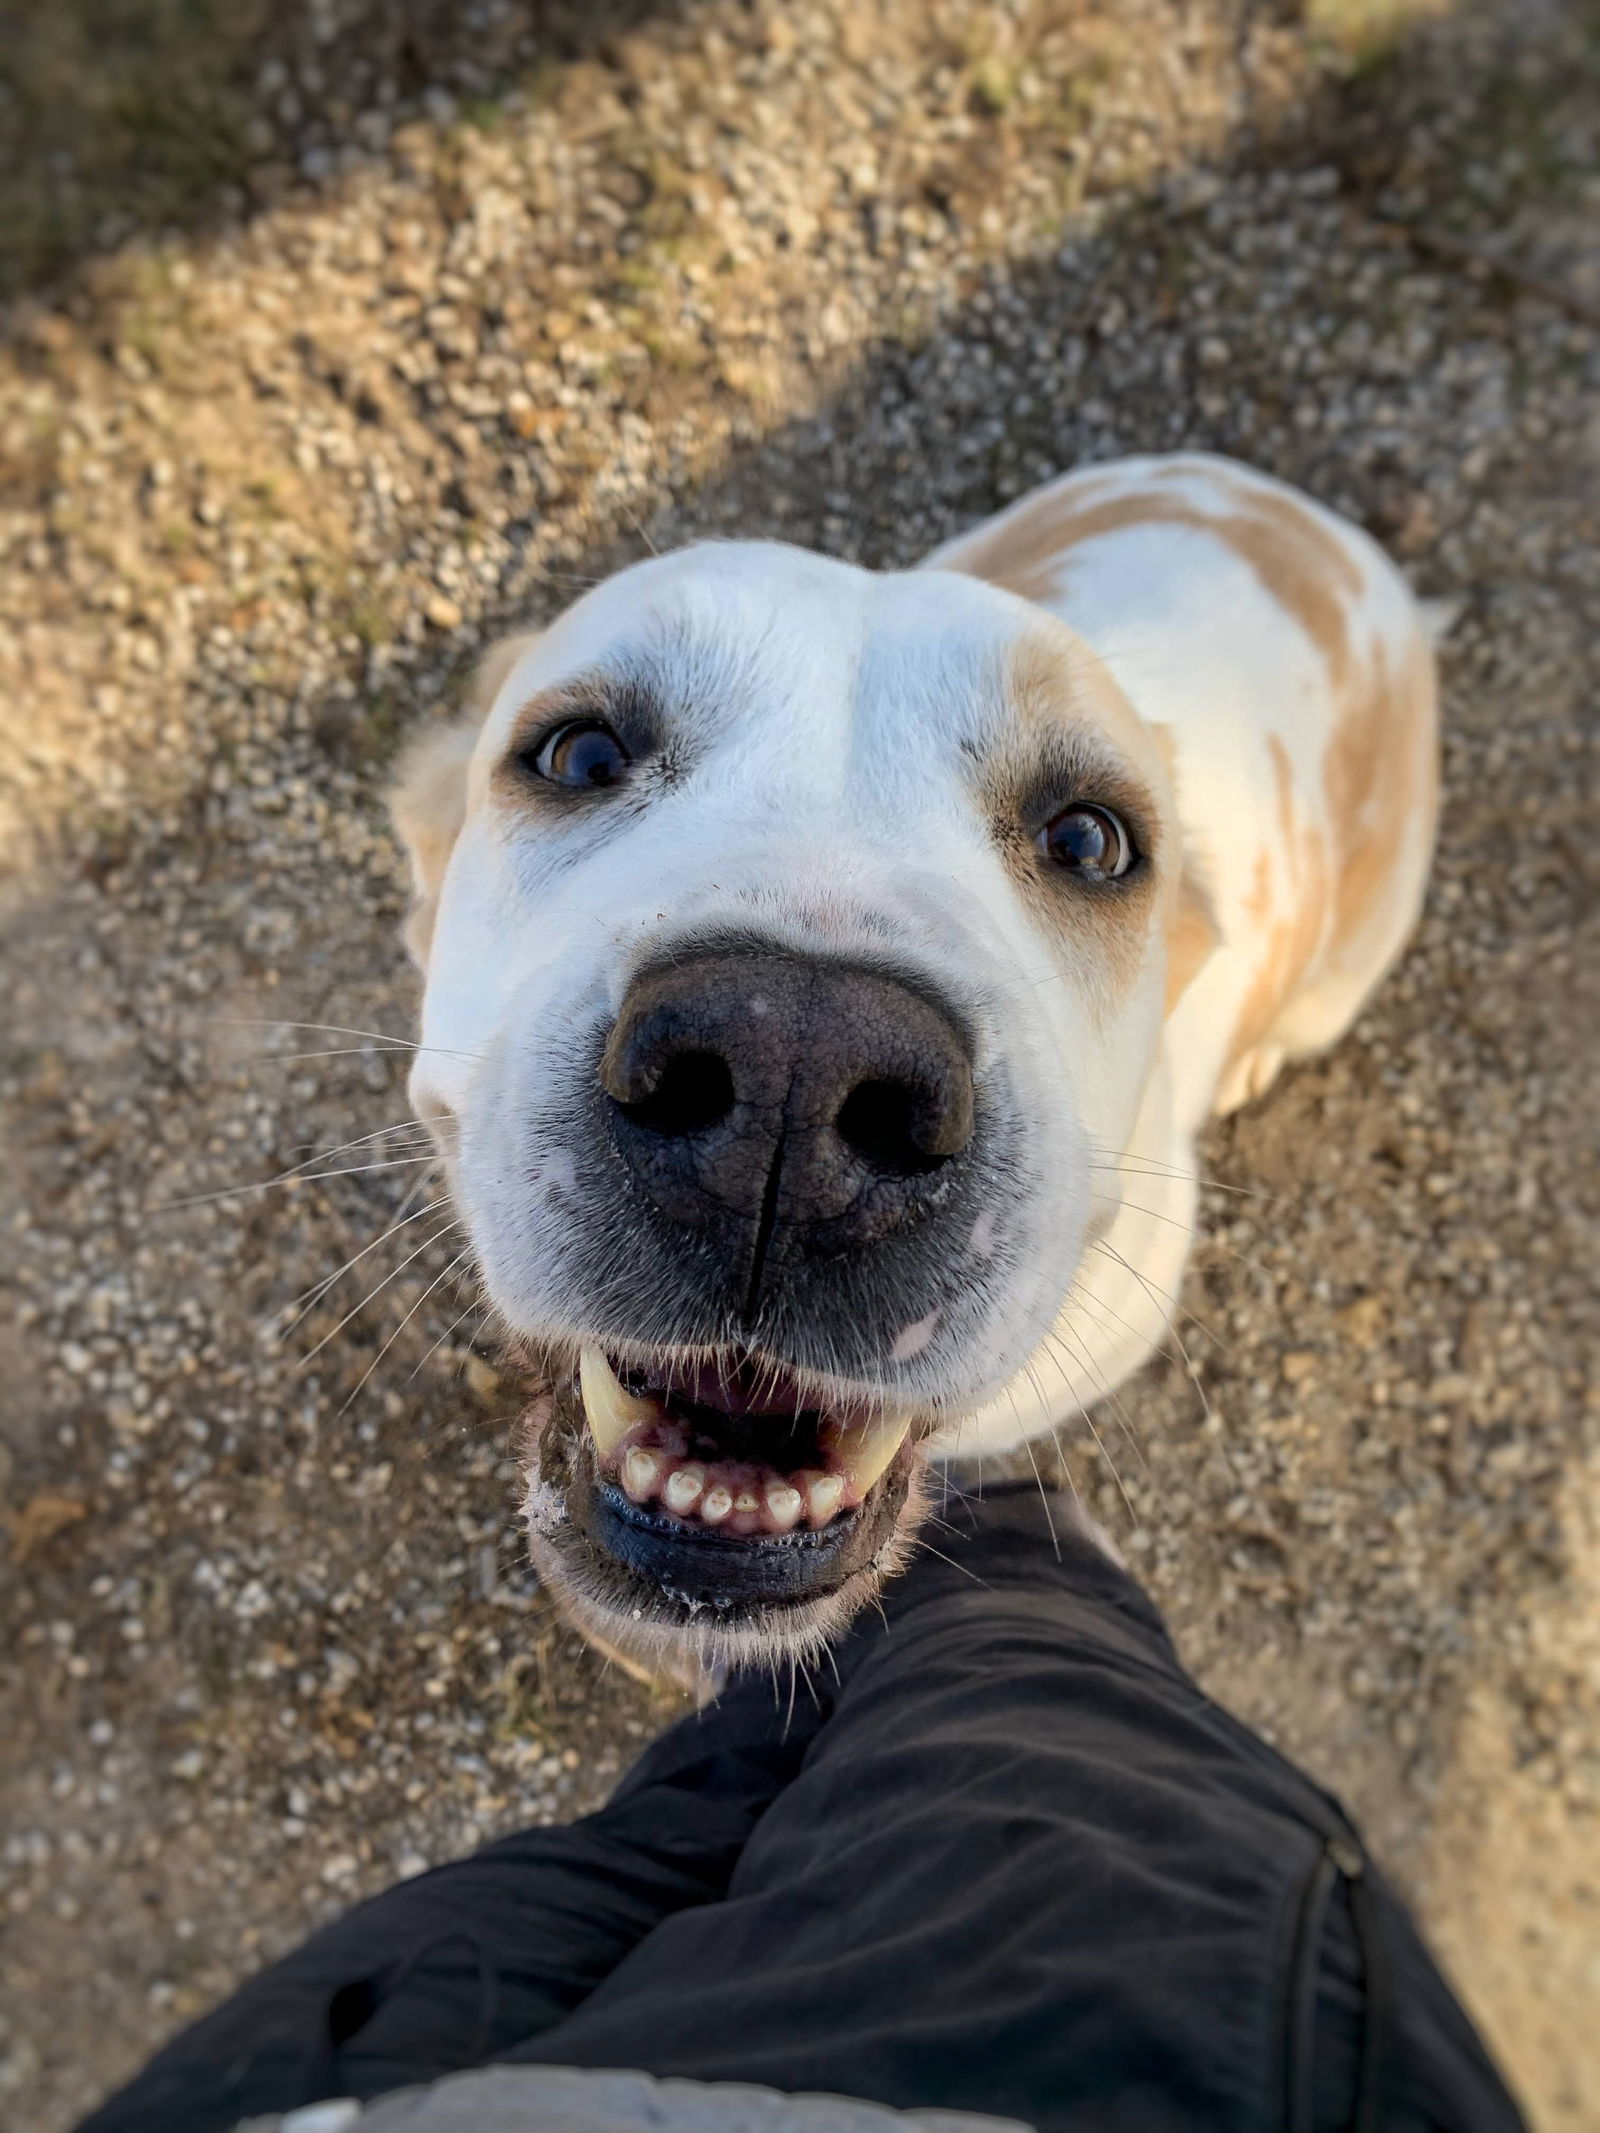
[[2, 3, 1596, 2127]]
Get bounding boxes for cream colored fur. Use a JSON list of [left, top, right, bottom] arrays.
[[387, 454, 1437, 1660]]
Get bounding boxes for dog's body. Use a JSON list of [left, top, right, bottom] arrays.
[[393, 453, 1436, 1672]]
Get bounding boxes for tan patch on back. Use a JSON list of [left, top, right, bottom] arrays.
[[1226, 746, 1333, 1070], [1244, 847, 1274, 926], [1322, 629, 1438, 970], [1142, 717, 1220, 1013], [1165, 867, 1220, 1016], [1220, 637, 1434, 1083], [1268, 732, 1296, 848], [949, 476, 1366, 693]]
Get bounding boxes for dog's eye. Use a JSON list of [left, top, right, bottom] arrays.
[[530, 720, 632, 789], [1037, 803, 1136, 880]]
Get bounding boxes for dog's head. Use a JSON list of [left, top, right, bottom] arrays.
[[392, 542, 1200, 1671]]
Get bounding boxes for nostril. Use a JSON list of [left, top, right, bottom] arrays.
[[618, 1050, 736, 1139], [837, 1077, 957, 1177]]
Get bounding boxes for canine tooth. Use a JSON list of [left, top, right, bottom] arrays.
[[579, 1345, 655, 1460], [700, 1483, 734, 1526], [825, 1412, 913, 1500], [622, 1448, 664, 1503], [765, 1482, 803, 1532], [804, 1472, 846, 1525], [663, 1464, 706, 1515]]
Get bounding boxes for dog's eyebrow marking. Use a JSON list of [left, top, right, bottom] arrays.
[[983, 638, 1160, 857], [970, 635, 1161, 1020]]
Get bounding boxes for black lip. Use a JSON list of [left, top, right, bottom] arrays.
[[587, 1479, 863, 1607]]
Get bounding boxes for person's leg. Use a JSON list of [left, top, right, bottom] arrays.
[[506, 1483, 1524, 2133], [81, 1482, 1524, 2133], [75, 1686, 826, 2133]]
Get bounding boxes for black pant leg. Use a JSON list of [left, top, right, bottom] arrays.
[[81, 1482, 1525, 2133], [507, 1485, 1524, 2133]]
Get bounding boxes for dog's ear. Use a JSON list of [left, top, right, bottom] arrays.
[[389, 631, 540, 969], [1165, 862, 1220, 1016]]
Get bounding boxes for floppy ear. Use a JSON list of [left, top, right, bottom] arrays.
[[1164, 861, 1221, 1017], [389, 630, 541, 969]]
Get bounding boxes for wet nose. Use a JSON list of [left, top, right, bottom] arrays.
[[598, 952, 974, 1304]]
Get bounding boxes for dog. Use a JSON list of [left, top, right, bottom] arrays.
[[390, 453, 1437, 1680]]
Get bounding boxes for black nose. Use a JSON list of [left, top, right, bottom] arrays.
[[598, 952, 975, 1311]]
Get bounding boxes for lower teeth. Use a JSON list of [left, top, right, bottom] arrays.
[[576, 1346, 912, 1536], [620, 1450, 848, 1534]]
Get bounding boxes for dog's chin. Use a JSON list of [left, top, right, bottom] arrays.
[[516, 1351, 932, 1686]]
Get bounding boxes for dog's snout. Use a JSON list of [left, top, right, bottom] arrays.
[[598, 953, 974, 1289]]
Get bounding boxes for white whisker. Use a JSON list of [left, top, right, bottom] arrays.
[[279, 1120, 435, 1166], [906, 1534, 987, 1585], [1081, 1249, 1231, 1468], [1040, 1419, 1091, 1522], [207, 1016, 483, 1062], [408, 1293, 489, 1384], [1019, 1427, 1061, 1562], [1089, 1191, 1196, 1237], [154, 1132, 436, 1213], [337, 1248, 475, 1416], [298, 1218, 463, 1368], [275, 1195, 455, 1338], [1040, 1321, 1146, 1508], [242, 1044, 473, 1066], [1088, 1144, 1277, 1203], [1088, 1236, 1232, 1357]]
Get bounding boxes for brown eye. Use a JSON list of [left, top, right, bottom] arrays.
[[1037, 803, 1136, 880], [531, 720, 631, 789]]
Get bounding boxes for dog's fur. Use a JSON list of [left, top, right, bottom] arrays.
[[391, 454, 1436, 1668]]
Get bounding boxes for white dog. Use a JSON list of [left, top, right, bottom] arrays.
[[391, 454, 1437, 1677]]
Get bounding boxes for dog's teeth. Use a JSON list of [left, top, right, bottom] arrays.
[[802, 1471, 846, 1525], [578, 1345, 655, 1461], [622, 1448, 664, 1503], [700, 1483, 734, 1526], [765, 1481, 803, 1532], [662, 1463, 706, 1515], [823, 1412, 912, 1501], [733, 1487, 761, 1516]]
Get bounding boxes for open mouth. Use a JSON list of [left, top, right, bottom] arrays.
[[530, 1345, 922, 1626], [579, 1346, 913, 1536]]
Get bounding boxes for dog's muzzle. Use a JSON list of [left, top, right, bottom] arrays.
[[519, 946, 979, 1624]]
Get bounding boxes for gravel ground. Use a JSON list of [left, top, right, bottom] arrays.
[[2, 2, 1597, 2128]]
